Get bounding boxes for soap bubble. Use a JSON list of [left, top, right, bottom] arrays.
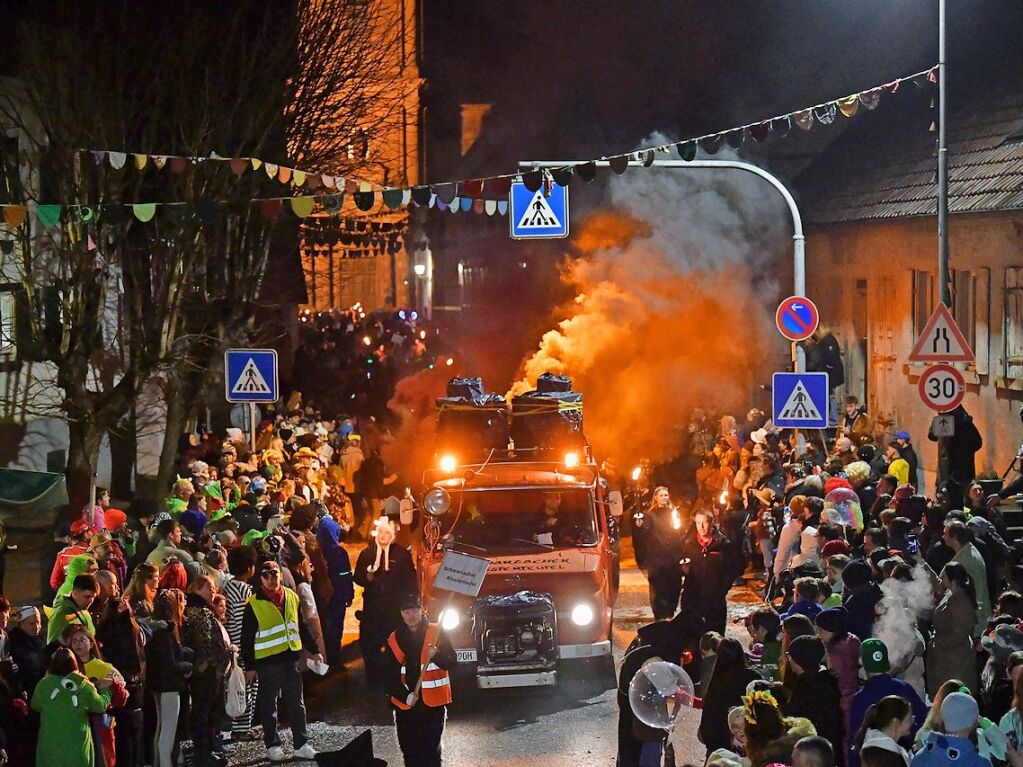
[[628, 661, 695, 730], [824, 487, 863, 531]]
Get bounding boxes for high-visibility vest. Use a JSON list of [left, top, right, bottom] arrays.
[[247, 590, 302, 659], [387, 623, 452, 709]]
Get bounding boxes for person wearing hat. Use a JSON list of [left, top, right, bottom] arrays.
[[241, 560, 322, 762], [383, 591, 455, 767], [893, 431, 919, 486], [354, 517, 417, 685], [911, 692, 989, 767], [49, 519, 94, 595], [848, 638, 928, 767], [785, 635, 844, 750], [815, 607, 861, 725], [10, 605, 46, 695]]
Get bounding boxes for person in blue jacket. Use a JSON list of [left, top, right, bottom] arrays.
[[316, 514, 355, 668], [911, 692, 992, 767], [849, 639, 928, 767]]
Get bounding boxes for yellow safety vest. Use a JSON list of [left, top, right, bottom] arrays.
[[247, 590, 302, 659]]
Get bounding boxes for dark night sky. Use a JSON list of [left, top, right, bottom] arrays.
[[423, 0, 1023, 181]]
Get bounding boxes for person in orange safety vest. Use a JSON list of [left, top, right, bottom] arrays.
[[384, 592, 456, 767]]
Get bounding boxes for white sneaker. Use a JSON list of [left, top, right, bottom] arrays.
[[295, 743, 318, 759], [267, 746, 288, 762]]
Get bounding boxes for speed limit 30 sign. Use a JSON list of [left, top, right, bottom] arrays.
[[918, 364, 966, 412]]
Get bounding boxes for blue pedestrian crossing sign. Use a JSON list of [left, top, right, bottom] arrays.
[[509, 181, 569, 239], [225, 348, 278, 403], [772, 372, 829, 429]]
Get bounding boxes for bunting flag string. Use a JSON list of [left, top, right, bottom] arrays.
[[1, 65, 936, 233]]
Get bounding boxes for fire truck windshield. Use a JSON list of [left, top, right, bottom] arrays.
[[444, 487, 598, 551]]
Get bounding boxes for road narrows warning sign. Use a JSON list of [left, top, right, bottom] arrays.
[[908, 303, 974, 363]]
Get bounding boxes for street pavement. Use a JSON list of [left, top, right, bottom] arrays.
[[223, 545, 763, 766]]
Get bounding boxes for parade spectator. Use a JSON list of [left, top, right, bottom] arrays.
[[224, 545, 258, 741], [911, 692, 990, 767], [837, 396, 873, 446], [183, 574, 232, 767], [855, 696, 914, 767], [31, 647, 112, 767], [928, 562, 981, 694], [849, 639, 928, 767], [48, 573, 98, 646], [147, 519, 201, 579], [9, 606, 46, 697], [928, 405, 982, 511], [815, 607, 861, 725], [63, 622, 129, 767], [785, 635, 845, 752], [944, 520, 991, 635], [147, 588, 190, 767], [241, 560, 321, 762], [700, 637, 760, 753], [316, 513, 355, 668]]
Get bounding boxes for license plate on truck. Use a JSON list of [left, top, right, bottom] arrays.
[[456, 649, 477, 663]]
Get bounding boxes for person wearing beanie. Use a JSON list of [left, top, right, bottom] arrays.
[[785, 635, 844, 752], [848, 639, 928, 767], [354, 517, 416, 686], [841, 559, 882, 642], [911, 692, 990, 767], [815, 607, 861, 727]]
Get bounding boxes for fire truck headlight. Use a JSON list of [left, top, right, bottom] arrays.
[[570, 603, 594, 627], [439, 608, 460, 631], [564, 451, 580, 469], [439, 455, 457, 474]]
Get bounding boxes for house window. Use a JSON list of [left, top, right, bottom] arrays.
[[953, 268, 990, 374], [1004, 267, 1023, 379], [912, 269, 934, 338], [0, 288, 15, 352]]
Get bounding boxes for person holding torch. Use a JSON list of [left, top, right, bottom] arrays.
[[384, 591, 456, 767], [635, 486, 684, 620]]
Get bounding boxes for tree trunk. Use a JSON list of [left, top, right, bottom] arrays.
[[156, 378, 187, 494], [66, 416, 102, 512]]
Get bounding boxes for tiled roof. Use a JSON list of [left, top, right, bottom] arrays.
[[798, 81, 1023, 225]]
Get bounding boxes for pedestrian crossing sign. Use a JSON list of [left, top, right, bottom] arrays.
[[509, 181, 569, 239], [772, 372, 829, 429], [225, 348, 278, 403]]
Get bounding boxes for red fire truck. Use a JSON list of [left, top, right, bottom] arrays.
[[416, 375, 621, 689]]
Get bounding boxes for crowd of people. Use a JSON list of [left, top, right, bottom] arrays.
[[0, 388, 456, 767], [619, 389, 1023, 767]]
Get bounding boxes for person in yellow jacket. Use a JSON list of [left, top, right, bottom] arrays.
[[384, 592, 456, 767], [241, 560, 324, 763]]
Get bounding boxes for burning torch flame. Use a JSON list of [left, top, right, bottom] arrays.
[[719, 491, 728, 506], [631, 466, 642, 481], [671, 507, 681, 530]]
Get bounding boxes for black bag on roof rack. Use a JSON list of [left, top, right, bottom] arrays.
[[535, 372, 573, 394], [510, 377, 586, 452], [436, 378, 509, 456]]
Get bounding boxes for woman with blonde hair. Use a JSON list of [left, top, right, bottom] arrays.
[[634, 486, 683, 619], [742, 690, 818, 767]]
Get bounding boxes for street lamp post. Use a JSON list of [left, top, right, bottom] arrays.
[[937, 0, 951, 306], [518, 158, 807, 371]]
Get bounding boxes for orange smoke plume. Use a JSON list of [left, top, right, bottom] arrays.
[[512, 159, 788, 469]]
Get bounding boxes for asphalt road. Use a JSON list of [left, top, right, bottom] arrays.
[[222, 549, 763, 767]]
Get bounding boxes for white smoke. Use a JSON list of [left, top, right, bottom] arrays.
[[875, 564, 934, 672]]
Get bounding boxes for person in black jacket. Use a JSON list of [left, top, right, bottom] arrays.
[[635, 487, 684, 619], [147, 588, 192, 767], [679, 510, 743, 633], [840, 559, 882, 648], [353, 517, 416, 685], [928, 404, 982, 510], [785, 635, 845, 764], [96, 589, 146, 767], [803, 327, 845, 428], [699, 637, 761, 754], [617, 609, 706, 767], [9, 606, 46, 699]]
